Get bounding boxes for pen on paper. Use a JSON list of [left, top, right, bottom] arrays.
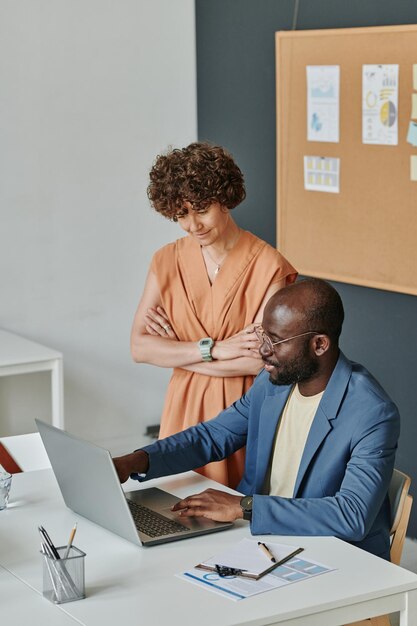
[[63, 522, 77, 559], [257, 541, 276, 563]]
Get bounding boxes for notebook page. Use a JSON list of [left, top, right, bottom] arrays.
[[201, 538, 300, 575]]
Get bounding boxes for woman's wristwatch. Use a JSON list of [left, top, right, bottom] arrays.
[[240, 495, 253, 521], [198, 337, 214, 361]]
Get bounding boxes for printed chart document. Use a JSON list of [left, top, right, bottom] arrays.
[[306, 65, 340, 143], [362, 64, 399, 145], [304, 156, 340, 193], [178, 539, 336, 601]]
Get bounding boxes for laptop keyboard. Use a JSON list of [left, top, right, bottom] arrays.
[[127, 499, 191, 538]]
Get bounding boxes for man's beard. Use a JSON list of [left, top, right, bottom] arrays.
[[266, 341, 319, 386]]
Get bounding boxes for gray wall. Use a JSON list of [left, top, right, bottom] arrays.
[[196, 0, 417, 536], [0, 0, 197, 454]]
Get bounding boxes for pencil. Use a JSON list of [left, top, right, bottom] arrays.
[[63, 522, 77, 559]]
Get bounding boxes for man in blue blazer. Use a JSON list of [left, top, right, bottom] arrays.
[[114, 278, 400, 559]]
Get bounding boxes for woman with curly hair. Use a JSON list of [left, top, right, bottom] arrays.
[[131, 142, 297, 488]]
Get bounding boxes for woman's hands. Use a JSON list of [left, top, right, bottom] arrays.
[[144, 306, 177, 340], [144, 308, 261, 362], [211, 325, 262, 361]]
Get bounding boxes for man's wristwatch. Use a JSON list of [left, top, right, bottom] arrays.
[[198, 337, 214, 361], [240, 495, 253, 521]]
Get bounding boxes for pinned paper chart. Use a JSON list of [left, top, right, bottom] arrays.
[[304, 156, 340, 193], [306, 65, 340, 143], [362, 64, 399, 145]]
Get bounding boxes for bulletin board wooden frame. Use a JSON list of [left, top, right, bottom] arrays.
[[276, 25, 417, 296]]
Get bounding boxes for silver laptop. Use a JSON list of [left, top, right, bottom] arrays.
[[36, 419, 232, 547]]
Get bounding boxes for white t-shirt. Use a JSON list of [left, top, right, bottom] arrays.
[[269, 384, 324, 498]]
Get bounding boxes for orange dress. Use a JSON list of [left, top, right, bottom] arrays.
[[151, 230, 297, 488]]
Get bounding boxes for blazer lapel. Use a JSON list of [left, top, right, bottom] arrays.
[[293, 352, 353, 496], [293, 406, 332, 496], [255, 385, 292, 492]]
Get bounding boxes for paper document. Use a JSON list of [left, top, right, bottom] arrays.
[[362, 64, 399, 145], [179, 542, 335, 601], [304, 156, 340, 193], [307, 65, 340, 143], [196, 538, 302, 579]]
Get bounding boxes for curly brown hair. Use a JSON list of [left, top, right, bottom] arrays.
[[147, 142, 246, 220]]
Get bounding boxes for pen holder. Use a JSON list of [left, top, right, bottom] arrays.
[[41, 545, 86, 604]]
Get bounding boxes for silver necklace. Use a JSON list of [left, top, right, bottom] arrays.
[[203, 229, 241, 275], [204, 247, 228, 275]]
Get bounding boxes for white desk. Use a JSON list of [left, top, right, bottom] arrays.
[[0, 565, 77, 625], [0, 330, 64, 430], [1, 469, 417, 626]]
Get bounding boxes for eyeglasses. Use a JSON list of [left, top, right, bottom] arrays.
[[254, 326, 319, 352]]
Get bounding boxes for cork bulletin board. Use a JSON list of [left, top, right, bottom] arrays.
[[275, 25, 417, 296]]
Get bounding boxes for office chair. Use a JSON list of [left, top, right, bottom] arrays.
[[348, 469, 413, 626], [0, 440, 22, 473], [0, 432, 50, 472]]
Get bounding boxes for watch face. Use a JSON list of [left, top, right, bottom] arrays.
[[198, 337, 214, 361], [241, 495, 253, 511], [240, 495, 253, 521]]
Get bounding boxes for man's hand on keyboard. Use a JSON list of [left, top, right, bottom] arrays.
[[171, 489, 243, 523]]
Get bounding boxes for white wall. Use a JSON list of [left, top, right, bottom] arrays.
[[0, 0, 197, 452]]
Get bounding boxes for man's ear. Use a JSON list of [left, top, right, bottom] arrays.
[[312, 334, 330, 356]]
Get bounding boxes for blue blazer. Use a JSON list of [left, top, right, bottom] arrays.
[[140, 352, 400, 559]]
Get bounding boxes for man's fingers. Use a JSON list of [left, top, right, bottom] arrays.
[[170, 489, 241, 523], [172, 497, 200, 511], [178, 506, 207, 517], [171, 500, 187, 511], [172, 491, 211, 511], [174, 496, 213, 517]]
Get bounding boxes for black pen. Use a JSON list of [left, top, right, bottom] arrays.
[[258, 541, 276, 563], [38, 526, 60, 560], [40, 539, 54, 559]]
